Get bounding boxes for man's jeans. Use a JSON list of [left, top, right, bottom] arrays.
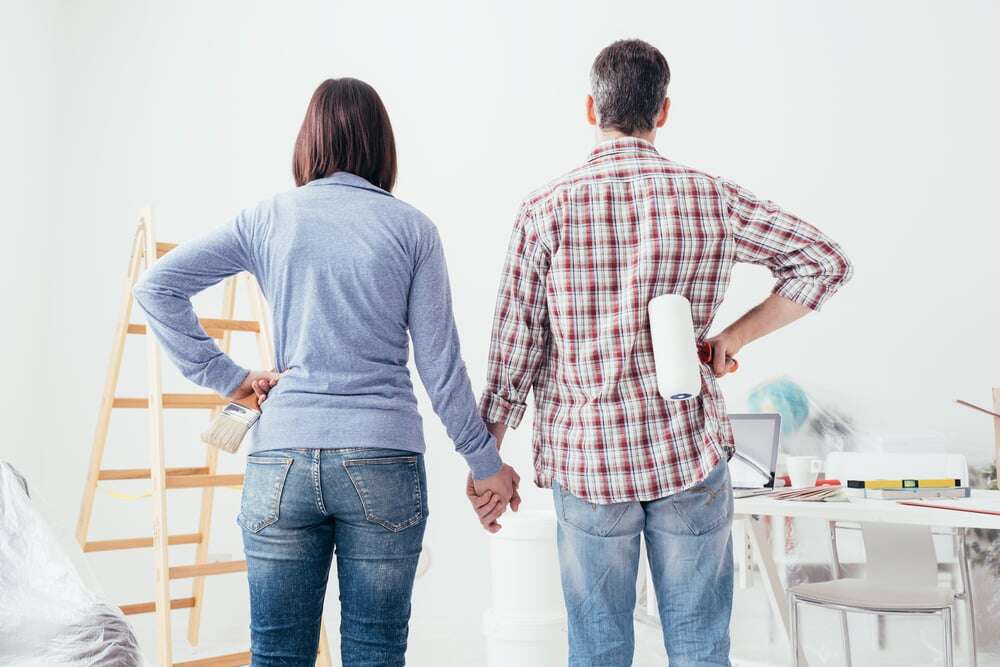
[[238, 447, 428, 667], [553, 461, 734, 667]]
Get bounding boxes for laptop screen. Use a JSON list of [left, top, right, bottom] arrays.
[[727, 413, 781, 488]]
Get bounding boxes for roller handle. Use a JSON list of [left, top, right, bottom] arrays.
[[698, 342, 739, 373]]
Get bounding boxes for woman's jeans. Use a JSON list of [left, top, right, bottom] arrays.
[[553, 460, 735, 667], [238, 447, 428, 667]]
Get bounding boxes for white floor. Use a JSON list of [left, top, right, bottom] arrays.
[[152, 585, 1000, 667]]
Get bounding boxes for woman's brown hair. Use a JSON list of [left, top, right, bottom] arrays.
[[292, 78, 397, 191]]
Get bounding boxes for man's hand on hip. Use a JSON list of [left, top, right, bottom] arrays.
[[703, 331, 744, 378], [706, 294, 812, 377]]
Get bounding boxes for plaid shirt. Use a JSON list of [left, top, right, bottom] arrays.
[[480, 137, 853, 504]]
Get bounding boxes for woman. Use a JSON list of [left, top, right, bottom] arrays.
[[133, 78, 519, 666]]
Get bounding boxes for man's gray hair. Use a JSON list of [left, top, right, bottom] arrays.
[[590, 39, 670, 135]]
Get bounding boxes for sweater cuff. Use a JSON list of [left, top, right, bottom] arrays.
[[462, 434, 504, 481], [209, 357, 250, 398], [479, 392, 527, 429]]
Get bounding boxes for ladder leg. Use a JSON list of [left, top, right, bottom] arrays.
[[76, 225, 146, 546], [316, 621, 332, 667], [186, 443, 219, 647], [142, 210, 174, 665], [245, 274, 276, 368], [187, 278, 239, 646]]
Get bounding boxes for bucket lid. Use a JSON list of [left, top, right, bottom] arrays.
[[488, 509, 557, 542], [482, 608, 567, 642]]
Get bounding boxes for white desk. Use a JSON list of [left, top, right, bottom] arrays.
[[734, 490, 1000, 661]]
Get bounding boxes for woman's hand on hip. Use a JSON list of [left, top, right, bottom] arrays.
[[229, 370, 282, 408]]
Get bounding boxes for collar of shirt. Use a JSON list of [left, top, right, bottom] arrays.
[[305, 171, 393, 197], [588, 136, 660, 162]]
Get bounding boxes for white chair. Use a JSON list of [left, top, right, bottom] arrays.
[[787, 452, 977, 667]]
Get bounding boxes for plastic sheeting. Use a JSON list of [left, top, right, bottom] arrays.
[[0, 462, 142, 666]]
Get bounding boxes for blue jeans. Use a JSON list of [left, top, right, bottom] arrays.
[[238, 447, 428, 667], [553, 461, 734, 667]]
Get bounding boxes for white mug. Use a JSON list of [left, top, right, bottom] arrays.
[[786, 456, 823, 488]]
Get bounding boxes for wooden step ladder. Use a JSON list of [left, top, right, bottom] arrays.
[[76, 209, 332, 666]]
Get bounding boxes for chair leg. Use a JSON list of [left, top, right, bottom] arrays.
[[964, 593, 978, 667], [788, 592, 801, 667], [942, 607, 954, 667], [839, 609, 853, 667]]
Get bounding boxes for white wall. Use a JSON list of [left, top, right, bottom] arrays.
[[6, 0, 1000, 664], [0, 0, 58, 487]]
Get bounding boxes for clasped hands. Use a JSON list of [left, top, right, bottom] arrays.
[[465, 464, 520, 533]]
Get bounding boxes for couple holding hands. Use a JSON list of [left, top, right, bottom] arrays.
[[134, 38, 851, 667]]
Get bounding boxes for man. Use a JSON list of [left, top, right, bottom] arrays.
[[468, 39, 853, 666]]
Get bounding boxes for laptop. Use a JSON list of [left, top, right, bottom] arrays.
[[726, 413, 781, 491]]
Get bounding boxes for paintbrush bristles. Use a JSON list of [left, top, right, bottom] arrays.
[[200, 401, 261, 453], [201, 415, 249, 453]]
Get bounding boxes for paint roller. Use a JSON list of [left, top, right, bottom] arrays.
[[648, 294, 737, 401]]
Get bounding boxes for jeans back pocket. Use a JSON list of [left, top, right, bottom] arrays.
[[343, 456, 424, 532], [668, 462, 734, 536], [237, 455, 293, 534], [556, 483, 636, 538]]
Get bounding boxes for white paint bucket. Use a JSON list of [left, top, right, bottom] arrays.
[[482, 608, 568, 667], [488, 509, 563, 618]]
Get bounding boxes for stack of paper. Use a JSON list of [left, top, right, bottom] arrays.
[[733, 486, 843, 502]]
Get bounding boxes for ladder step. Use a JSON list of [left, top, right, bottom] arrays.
[[120, 596, 196, 616], [169, 559, 247, 580], [166, 473, 244, 489], [99, 466, 209, 480], [174, 650, 251, 667], [128, 318, 260, 338], [84, 532, 202, 552], [129, 324, 227, 339], [113, 393, 228, 409], [155, 241, 177, 258]]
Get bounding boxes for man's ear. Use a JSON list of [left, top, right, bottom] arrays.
[[586, 94, 598, 126], [655, 97, 671, 128]]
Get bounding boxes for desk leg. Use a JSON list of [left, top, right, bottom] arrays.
[[959, 528, 979, 667], [736, 519, 751, 590], [744, 515, 804, 665]]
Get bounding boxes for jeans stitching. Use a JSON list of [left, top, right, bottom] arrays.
[[342, 461, 369, 517], [312, 449, 326, 515], [412, 460, 422, 521]]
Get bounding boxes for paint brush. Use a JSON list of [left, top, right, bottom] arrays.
[[200, 397, 260, 453]]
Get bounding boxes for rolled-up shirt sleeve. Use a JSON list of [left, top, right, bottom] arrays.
[[480, 204, 550, 429], [722, 179, 853, 310]]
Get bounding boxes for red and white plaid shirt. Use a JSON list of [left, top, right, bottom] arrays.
[[480, 137, 853, 504]]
